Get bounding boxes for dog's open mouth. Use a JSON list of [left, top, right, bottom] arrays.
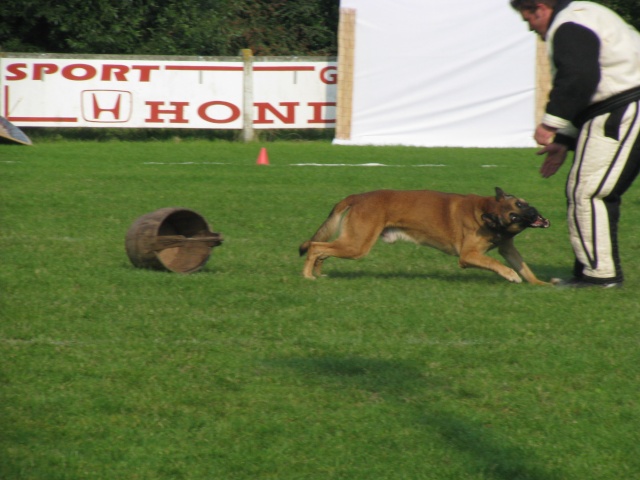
[[529, 215, 550, 228]]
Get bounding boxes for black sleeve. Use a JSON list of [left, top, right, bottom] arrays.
[[547, 22, 601, 123], [554, 132, 577, 151]]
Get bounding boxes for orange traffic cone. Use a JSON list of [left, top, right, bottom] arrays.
[[256, 147, 270, 165]]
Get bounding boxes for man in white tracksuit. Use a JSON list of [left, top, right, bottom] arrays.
[[511, 0, 640, 288]]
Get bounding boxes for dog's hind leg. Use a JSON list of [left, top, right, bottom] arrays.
[[303, 240, 372, 278], [302, 245, 329, 279], [313, 256, 326, 277], [301, 251, 327, 278], [302, 214, 382, 279]]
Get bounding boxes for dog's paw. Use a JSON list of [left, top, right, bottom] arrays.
[[504, 270, 523, 283]]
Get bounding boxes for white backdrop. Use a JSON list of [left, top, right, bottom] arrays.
[[335, 0, 537, 147]]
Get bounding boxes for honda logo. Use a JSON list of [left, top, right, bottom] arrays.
[[81, 90, 132, 123]]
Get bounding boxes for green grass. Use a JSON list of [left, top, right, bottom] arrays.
[[1, 139, 639, 479]]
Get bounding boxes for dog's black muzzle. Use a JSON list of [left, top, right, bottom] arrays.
[[517, 206, 550, 228]]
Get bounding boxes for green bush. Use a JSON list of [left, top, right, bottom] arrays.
[[2, 1, 635, 57], [0, 0, 338, 56]]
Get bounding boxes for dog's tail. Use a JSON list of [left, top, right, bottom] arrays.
[[299, 197, 353, 256]]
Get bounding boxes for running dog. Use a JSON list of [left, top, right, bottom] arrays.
[[299, 187, 550, 284]]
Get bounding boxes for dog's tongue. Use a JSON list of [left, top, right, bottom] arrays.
[[531, 215, 550, 228]]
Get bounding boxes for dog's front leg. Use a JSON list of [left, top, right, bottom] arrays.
[[459, 248, 522, 283], [498, 241, 550, 286]]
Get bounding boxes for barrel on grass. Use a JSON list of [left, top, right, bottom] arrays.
[[125, 208, 223, 273]]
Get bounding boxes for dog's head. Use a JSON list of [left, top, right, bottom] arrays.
[[481, 187, 550, 235]]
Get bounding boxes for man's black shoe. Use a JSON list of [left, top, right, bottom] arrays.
[[552, 277, 623, 289]]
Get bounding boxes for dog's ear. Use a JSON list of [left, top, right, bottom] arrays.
[[482, 212, 503, 229], [495, 187, 514, 201]]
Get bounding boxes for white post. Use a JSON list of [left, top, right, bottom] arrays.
[[241, 49, 255, 142], [336, 8, 355, 141]]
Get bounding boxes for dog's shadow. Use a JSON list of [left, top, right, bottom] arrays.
[[270, 355, 563, 480], [322, 267, 559, 284], [327, 270, 497, 282]]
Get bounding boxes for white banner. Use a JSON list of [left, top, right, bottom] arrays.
[[1, 57, 337, 129], [336, 0, 537, 147]]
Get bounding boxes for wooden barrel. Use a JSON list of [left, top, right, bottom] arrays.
[[125, 208, 223, 273]]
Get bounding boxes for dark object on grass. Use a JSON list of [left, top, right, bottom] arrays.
[[125, 208, 223, 273]]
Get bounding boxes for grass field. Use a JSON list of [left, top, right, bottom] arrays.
[[2, 139, 639, 479]]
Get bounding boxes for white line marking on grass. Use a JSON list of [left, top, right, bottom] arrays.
[[0, 337, 498, 347], [143, 162, 448, 167], [144, 162, 229, 165], [1, 338, 78, 346], [291, 163, 447, 167], [2, 235, 84, 242]]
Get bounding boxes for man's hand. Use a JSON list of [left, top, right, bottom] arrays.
[[534, 123, 557, 146], [537, 143, 568, 178]]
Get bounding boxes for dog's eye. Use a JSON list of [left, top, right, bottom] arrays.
[[515, 201, 526, 209], [510, 213, 521, 222]]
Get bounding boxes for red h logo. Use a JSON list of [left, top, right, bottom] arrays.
[[81, 90, 132, 123], [92, 93, 120, 120]]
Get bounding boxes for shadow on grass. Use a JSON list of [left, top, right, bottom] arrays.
[[418, 413, 561, 480], [273, 356, 562, 480], [326, 269, 503, 283], [317, 262, 563, 285]]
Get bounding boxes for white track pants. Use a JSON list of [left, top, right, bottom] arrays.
[[567, 101, 640, 283]]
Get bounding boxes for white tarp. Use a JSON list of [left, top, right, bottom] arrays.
[[335, 0, 537, 147]]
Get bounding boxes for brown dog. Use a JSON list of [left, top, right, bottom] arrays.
[[299, 187, 550, 284]]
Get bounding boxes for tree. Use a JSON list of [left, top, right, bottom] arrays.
[[0, 1, 637, 56], [223, 0, 338, 55], [600, 0, 640, 30], [0, 0, 338, 56]]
